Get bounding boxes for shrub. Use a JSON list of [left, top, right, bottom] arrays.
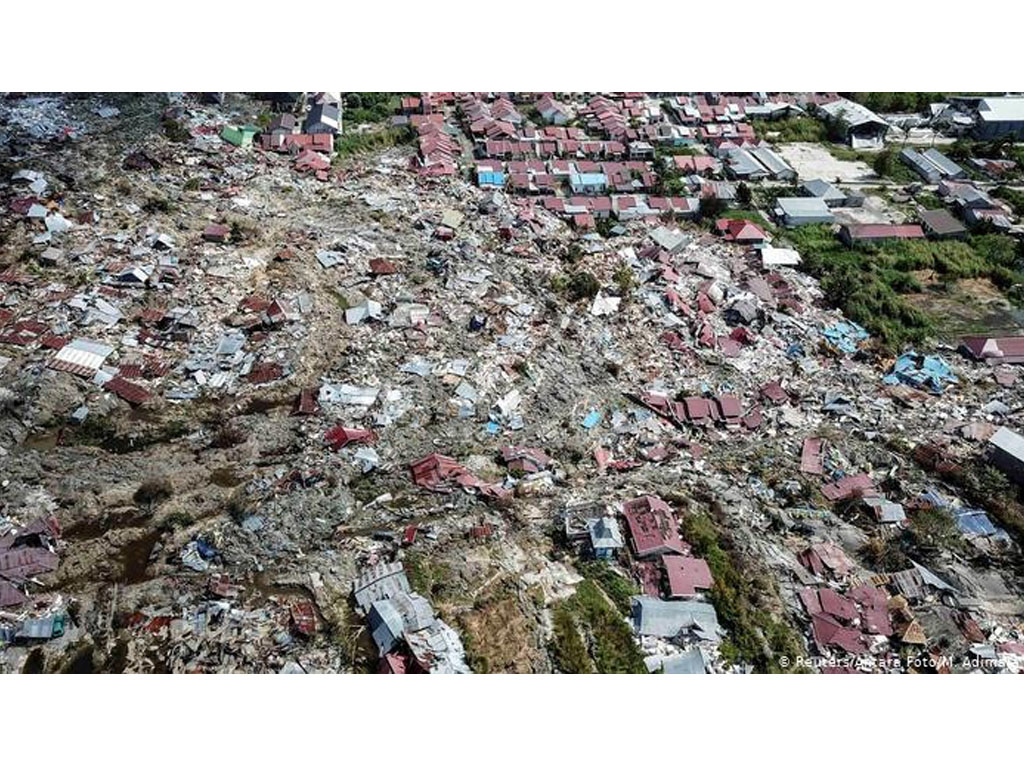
[[682, 513, 805, 672], [566, 271, 600, 302], [134, 477, 173, 507], [549, 605, 593, 673], [210, 424, 246, 449]]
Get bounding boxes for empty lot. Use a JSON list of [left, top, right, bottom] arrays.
[[777, 142, 876, 183]]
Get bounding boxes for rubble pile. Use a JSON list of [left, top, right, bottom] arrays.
[[2, 92, 1023, 675]]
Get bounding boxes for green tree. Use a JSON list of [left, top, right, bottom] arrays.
[[736, 182, 752, 207], [873, 149, 896, 179]]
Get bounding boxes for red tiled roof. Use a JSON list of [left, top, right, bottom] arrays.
[[622, 495, 684, 558], [103, 376, 152, 405], [800, 437, 824, 475], [324, 425, 374, 450], [821, 473, 875, 501], [662, 555, 713, 597], [961, 335, 1024, 362], [843, 224, 925, 241]]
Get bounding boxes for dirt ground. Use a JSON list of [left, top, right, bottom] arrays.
[[777, 142, 875, 184], [906, 278, 1024, 341]]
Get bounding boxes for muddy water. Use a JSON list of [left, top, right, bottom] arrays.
[[243, 395, 292, 415], [119, 529, 163, 584], [64, 510, 150, 541]]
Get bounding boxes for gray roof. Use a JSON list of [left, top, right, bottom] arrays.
[[775, 197, 834, 220], [863, 496, 907, 524], [662, 648, 707, 674], [352, 562, 410, 613], [392, 591, 435, 632], [650, 226, 689, 253], [802, 178, 845, 202], [368, 599, 405, 653], [749, 146, 794, 177], [725, 148, 768, 178], [901, 148, 940, 182], [990, 426, 1024, 462], [818, 98, 888, 129], [922, 148, 964, 178], [979, 97, 1024, 123], [631, 596, 721, 640], [305, 103, 340, 129], [919, 209, 965, 236], [587, 516, 624, 550]]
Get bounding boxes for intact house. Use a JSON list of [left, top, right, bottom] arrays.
[[900, 147, 966, 183], [974, 97, 1024, 141], [715, 218, 768, 244], [476, 163, 506, 188], [774, 197, 835, 227], [748, 145, 796, 180], [839, 224, 925, 247], [723, 147, 769, 181], [621, 495, 684, 558], [960, 336, 1024, 365], [587, 516, 624, 560], [562, 503, 623, 560], [920, 209, 967, 240], [938, 180, 997, 211], [304, 102, 342, 135], [670, 154, 722, 177], [536, 94, 572, 125], [801, 178, 852, 208], [569, 170, 608, 195]]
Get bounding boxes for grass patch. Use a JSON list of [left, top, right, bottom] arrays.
[[334, 127, 414, 160], [681, 513, 805, 673], [575, 561, 637, 615], [343, 93, 406, 124], [751, 116, 827, 143], [926, 455, 1024, 554], [403, 553, 452, 603], [550, 604, 594, 673], [784, 225, 1024, 349], [914, 191, 945, 210], [715, 208, 773, 231], [550, 579, 646, 674], [994, 186, 1024, 217]]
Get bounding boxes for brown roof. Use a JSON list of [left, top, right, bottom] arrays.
[[919, 208, 965, 236]]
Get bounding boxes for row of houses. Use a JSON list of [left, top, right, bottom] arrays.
[[475, 159, 659, 195], [541, 193, 701, 229]]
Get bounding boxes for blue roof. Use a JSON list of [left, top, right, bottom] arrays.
[[477, 170, 505, 186], [570, 172, 607, 186]]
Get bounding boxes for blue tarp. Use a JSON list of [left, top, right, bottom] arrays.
[[883, 353, 957, 393], [821, 321, 869, 355], [582, 410, 602, 429], [920, 487, 1007, 540], [954, 509, 1001, 537], [954, 508, 1010, 541]]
